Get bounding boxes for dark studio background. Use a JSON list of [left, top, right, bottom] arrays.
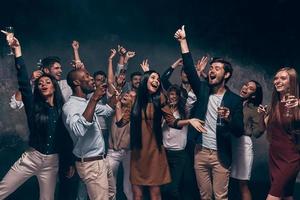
[[0, 0, 299, 199]]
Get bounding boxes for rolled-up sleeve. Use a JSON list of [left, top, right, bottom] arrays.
[[95, 103, 114, 117], [63, 103, 95, 137], [9, 94, 24, 109]]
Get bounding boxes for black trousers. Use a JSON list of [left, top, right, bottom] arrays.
[[162, 149, 187, 200]]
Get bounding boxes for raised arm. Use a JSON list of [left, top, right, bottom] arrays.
[[195, 56, 208, 78], [174, 25, 203, 96], [161, 58, 183, 91], [2, 31, 33, 118], [71, 40, 85, 69], [107, 49, 117, 95]]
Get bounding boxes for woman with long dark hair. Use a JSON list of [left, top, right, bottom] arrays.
[[261, 67, 300, 200], [0, 33, 73, 200], [231, 80, 265, 200], [130, 70, 205, 200]]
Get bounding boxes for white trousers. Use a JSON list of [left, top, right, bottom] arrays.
[[107, 149, 133, 200], [0, 149, 58, 200]]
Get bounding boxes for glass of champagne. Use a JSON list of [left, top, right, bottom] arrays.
[[217, 102, 226, 126], [282, 93, 293, 118], [5, 26, 14, 55]]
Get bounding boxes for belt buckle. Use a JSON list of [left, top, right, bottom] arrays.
[[100, 154, 105, 159]]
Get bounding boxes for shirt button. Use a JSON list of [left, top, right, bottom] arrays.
[[49, 136, 52, 138], [47, 144, 50, 146]]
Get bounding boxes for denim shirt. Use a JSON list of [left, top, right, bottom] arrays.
[[62, 96, 114, 158]]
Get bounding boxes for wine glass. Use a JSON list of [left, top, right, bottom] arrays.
[[282, 93, 293, 118], [5, 26, 14, 55], [217, 101, 225, 126]]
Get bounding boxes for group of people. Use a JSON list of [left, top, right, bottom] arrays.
[[0, 25, 299, 200]]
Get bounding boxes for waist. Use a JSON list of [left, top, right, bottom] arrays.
[[75, 154, 106, 163], [196, 144, 217, 152]]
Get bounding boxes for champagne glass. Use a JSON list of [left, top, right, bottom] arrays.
[[282, 93, 293, 118], [217, 102, 225, 126], [5, 26, 14, 55]]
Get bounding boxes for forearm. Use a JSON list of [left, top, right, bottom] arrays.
[[82, 98, 98, 122], [73, 49, 81, 62], [118, 55, 125, 66], [176, 119, 190, 128], [115, 104, 123, 122], [179, 39, 189, 54], [14, 46, 22, 58], [161, 67, 174, 90], [107, 59, 114, 86]]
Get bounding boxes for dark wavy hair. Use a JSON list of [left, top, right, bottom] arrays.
[[247, 80, 263, 106], [32, 74, 64, 139], [167, 84, 186, 119], [130, 70, 163, 150]]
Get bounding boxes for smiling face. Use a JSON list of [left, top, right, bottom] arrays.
[[147, 72, 160, 94], [38, 76, 55, 98], [273, 70, 290, 94], [240, 81, 257, 99], [131, 75, 142, 89], [208, 62, 227, 86], [78, 69, 96, 94], [168, 90, 179, 106], [120, 92, 133, 105], [49, 62, 62, 81]]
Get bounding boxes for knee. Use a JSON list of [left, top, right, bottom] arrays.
[[149, 186, 161, 197], [132, 185, 143, 200]]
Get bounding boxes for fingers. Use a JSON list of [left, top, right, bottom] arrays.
[[285, 98, 299, 108], [190, 118, 207, 133], [1, 30, 8, 35], [181, 25, 185, 31], [72, 40, 79, 49], [126, 51, 136, 58], [257, 104, 268, 114]]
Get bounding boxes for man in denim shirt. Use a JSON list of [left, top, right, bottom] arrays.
[[63, 68, 114, 200]]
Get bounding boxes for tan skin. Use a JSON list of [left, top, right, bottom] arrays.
[[233, 81, 258, 200], [132, 72, 206, 200], [37, 76, 55, 106]]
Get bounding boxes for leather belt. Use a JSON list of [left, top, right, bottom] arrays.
[[75, 154, 106, 163]]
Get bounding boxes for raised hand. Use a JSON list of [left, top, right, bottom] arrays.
[[1, 30, 20, 49], [109, 49, 117, 60], [126, 51, 136, 59], [72, 40, 80, 50], [171, 58, 183, 69], [117, 45, 127, 56], [110, 83, 121, 98], [196, 56, 209, 72], [71, 60, 85, 70], [93, 83, 107, 101], [31, 70, 43, 81], [174, 25, 186, 42], [140, 59, 150, 72], [189, 118, 207, 133]]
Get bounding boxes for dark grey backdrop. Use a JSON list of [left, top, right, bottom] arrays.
[[0, 0, 299, 199]]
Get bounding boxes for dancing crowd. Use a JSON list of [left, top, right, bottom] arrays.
[[0, 25, 299, 200]]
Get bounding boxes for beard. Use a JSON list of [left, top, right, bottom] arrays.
[[209, 75, 225, 87]]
